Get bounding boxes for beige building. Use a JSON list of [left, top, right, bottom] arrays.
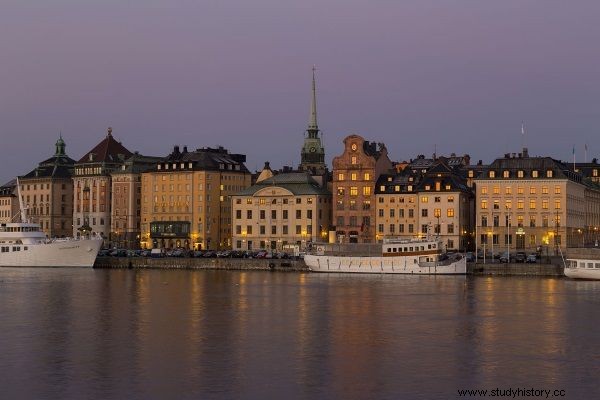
[[0, 180, 18, 223], [474, 150, 600, 254], [73, 127, 133, 241], [110, 153, 162, 249], [332, 134, 393, 243], [376, 161, 473, 251], [140, 146, 251, 250], [231, 172, 331, 251], [19, 136, 75, 237]]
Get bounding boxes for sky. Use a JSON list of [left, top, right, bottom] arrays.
[[1, 0, 600, 184]]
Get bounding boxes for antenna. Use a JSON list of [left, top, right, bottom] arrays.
[[16, 178, 28, 223], [521, 121, 525, 150]]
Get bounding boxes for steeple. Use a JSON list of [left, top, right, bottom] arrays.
[[299, 66, 326, 174], [55, 132, 66, 156], [307, 65, 319, 138]]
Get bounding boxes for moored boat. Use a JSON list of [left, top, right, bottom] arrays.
[[305, 238, 466, 274], [564, 258, 600, 280]]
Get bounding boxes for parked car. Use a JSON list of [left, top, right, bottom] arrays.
[[150, 248, 163, 258], [526, 254, 537, 263], [514, 252, 527, 263], [203, 250, 217, 258], [499, 252, 510, 263], [465, 252, 475, 262]]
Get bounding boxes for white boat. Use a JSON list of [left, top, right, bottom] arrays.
[[0, 179, 102, 267], [305, 238, 466, 274], [564, 259, 600, 280]]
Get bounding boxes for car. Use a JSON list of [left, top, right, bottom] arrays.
[[498, 252, 510, 263], [526, 254, 537, 263], [98, 249, 110, 257], [203, 250, 217, 258], [465, 252, 475, 262], [514, 252, 527, 263]]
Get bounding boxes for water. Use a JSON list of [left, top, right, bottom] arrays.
[[1, 269, 599, 400]]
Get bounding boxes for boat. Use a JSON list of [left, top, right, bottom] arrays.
[[564, 258, 600, 280], [304, 237, 466, 274], [0, 179, 102, 267]]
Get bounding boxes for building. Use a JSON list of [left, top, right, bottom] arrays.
[[73, 127, 133, 240], [474, 148, 600, 254], [332, 134, 393, 243], [299, 66, 327, 176], [231, 172, 331, 251], [19, 136, 75, 237], [0, 180, 18, 223], [140, 145, 251, 250], [110, 153, 162, 249], [375, 160, 474, 250]]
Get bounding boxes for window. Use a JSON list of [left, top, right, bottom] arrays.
[[503, 170, 510, 178], [555, 186, 561, 194], [546, 170, 553, 178], [351, 173, 357, 181], [517, 187, 524, 194], [434, 208, 441, 217], [378, 224, 384, 233], [337, 216, 344, 226], [493, 186, 500, 195], [337, 187, 345, 196], [296, 225, 302, 234], [555, 200, 561, 209], [390, 209, 395, 218], [236, 225, 241, 234], [422, 209, 428, 217], [481, 187, 488, 195], [236, 210, 242, 219], [364, 173, 371, 180], [421, 224, 428, 234], [481, 200, 488, 209], [338, 173, 345, 181], [378, 209, 384, 217], [505, 187, 512, 195], [517, 200, 524, 209], [421, 196, 428, 203], [271, 210, 277, 219], [517, 170, 524, 178], [260, 210, 265, 219], [481, 215, 488, 227], [542, 216, 548, 227], [350, 187, 358, 196], [542, 199, 549, 209], [447, 208, 454, 217], [389, 224, 395, 233], [468, 170, 474, 178], [351, 156, 357, 165], [530, 216, 536, 227], [434, 197, 441, 203], [493, 200, 499, 210], [247, 210, 252, 219], [408, 209, 414, 218], [408, 224, 414, 233], [296, 210, 302, 219], [447, 224, 454, 234], [493, 215, 499, 227], [260, 225, 265, 235], [283, 210, 288, 219], [542, 186, 548, 194], [532, 170, 539, 178], [363, 187, 371, 196], [529, 200, 536, 209]]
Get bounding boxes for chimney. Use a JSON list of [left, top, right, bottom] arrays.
[[522, 147, 529, 158], [174, 145, 180, 154], [183, 146, 188, 153]]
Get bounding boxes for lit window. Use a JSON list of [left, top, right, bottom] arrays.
[[517, 170, 524, 178], [364, 173, 371, 180], [481, 187, 488, 195], [338, 173, 345, 181], [505, 187, 512, 195], [489, 171, 496, 178], [447, 208, 454, 217], [363, 187, 371, 196], [555, 186, 561, 194], [351, 173, 357, 181], [546, 170, 553, 178], [503, 170, 510, 178], [350, 187, 358, 196], [421, 196, 429, 203], [481, 200, 488, 209], [532, 170, 539, 178], [351, 156, 357, 165]]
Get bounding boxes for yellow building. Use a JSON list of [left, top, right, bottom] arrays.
[[19, 136, 75, 237], [375, 161, 473, 251], [231, 172, 331, 251], [0, 180, 18, 223], [474, 151, 600, 254], [140, 146, 251, 250]]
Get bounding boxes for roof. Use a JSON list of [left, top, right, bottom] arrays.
[[235, 172, 331, 196], [112, 153, 163, 174], [155, 145, 250, 173], [376, 160, 471, 194], [77, 127, 133, 164], [476, 155, 584, 183]]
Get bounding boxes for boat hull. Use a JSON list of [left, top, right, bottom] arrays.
[[0, 238, 103, 267], [304, 254, 467, 274], [564, 268, 600, 280]]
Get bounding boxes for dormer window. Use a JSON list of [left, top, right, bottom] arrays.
[[181, 163, 185, 169], [380, 186, 386, 192], [503, 170, 510, 178], [188, 163, 193, 168], [172, 163, 177, 170], [546, 170, 553, 178], [165, 164, 169, 170], [468, 170, 474, 178], [517, 170, 524, 178], [489, 171, 496, 178], [532, 170, 539, 178]]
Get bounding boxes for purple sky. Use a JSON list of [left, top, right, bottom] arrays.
[[2, 1, 600, 184]]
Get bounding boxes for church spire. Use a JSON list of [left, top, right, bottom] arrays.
[[307, 65, 319, 137]]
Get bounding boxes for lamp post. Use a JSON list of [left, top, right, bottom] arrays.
[[505, 205, 511, 263]]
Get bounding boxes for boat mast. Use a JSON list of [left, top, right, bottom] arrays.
[[16, 177, 29, 223]]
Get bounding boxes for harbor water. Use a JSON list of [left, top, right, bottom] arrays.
[[1, 268, 599, 399]]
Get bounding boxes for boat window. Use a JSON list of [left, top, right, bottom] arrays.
[[588, 263, 594, 268], [413, 259, 417, 263], [24, 246, 28, 251], [421, 246, 424, 251], [580, 262, 585, 268], [392, 248, 396, 252], [432, 244, 436, 249], [410, 247, 413, 251], [1, 246, 8, 252], [428, 244, 431, 249], [596, 263, 600, 269], [387, 248, 391, 253]]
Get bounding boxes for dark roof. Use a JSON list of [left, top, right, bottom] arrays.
[[477, 155, 584, 183], [235, 172, 330, 196], [376, 160, 471, 194], [0, 179, 16, 196], [155, 145, 249, 173], [78, 128, 133, 164], [112, 153, 163, 174], [21, 164, 73, 180]]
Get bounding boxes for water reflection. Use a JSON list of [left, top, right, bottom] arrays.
[[0, 269, 599, 399]]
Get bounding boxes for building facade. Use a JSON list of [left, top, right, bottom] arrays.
[[140, 146, 251, 250], [375, 161, 473, 250], [231, 172, 331, 251], [110, 153, 162, 249], [0, 180, 18, 223], [474, 150, 600, 254], [73, 127, 133, 240], [332, 134, 393, 243], [19, 136, 75, 237]]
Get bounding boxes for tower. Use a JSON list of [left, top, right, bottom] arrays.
[[299, 66, 326, 174]]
